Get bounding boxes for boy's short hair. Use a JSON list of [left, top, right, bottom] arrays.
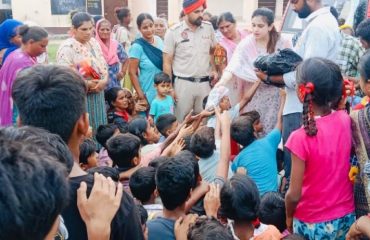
[[359, 51, 370, 83], [106, 133, 141, 169], [79, 138, 96, 165], [231, 116, 256, 147], [0, 126, 74, 174], [156, 113, 177, 137], [240, 110, 260, 123], [177, 150, 199, 188], [190, 126, 216, 158], [357, 19, 370, 44], [12, 65, 87, 143], [148, 156, 170, 169], [156, 154, 195, 210], [259, 192, 286, 232], [219, 174, 260, 222], [129, 167, 156, 203], [154, 72, 171, 85], [87, 166, 120, 182], [0, 135, 68, 239], [187, 217, 234, 240], [96, 124, 118, 148]]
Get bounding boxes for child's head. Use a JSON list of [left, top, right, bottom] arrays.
[[231, 116, 256, 147], [356, 19, 370, 49], [156, 113, 178, 138], [219, 174, 260, 222], [296, 58, 343, 136], [87, 166, 120, 182], [190, 126, 216, 159], [129, 166, 157, 204], [105, 87, 132, 112], [187, 216, 234, 240], [129, 117, 160, 145], [79, 138, 98, 170], [148, 156, 170, 169], [259, 192, 286, 232], [96, 124, 120, 149], [177, 150, 200, 188], [241, 110, 263, 133], [155, 154, 195, 210], [358, 51, 370, 97], [205, 86, 231, 111], [154, 72, 172, 96], [106, 133, 141, 169]]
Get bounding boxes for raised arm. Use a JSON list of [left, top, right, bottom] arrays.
[[275, 90, 286, 131], [239, 79, 261, 111], [215, 111, 231, 181]]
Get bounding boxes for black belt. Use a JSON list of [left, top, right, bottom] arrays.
[[177, 76, 209, 83]]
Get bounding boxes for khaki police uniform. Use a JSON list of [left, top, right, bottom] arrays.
[[163, 20, 216, 121]]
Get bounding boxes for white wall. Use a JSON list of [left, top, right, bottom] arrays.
[[128, 0, 156, 21]]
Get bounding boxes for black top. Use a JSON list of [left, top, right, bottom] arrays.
[[62, 174, 144, 240]]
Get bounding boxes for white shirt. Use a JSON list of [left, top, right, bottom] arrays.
[[283, 7, 341, 115]]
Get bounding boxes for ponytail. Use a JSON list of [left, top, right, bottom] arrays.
[[302, 91, 317, 136], [267, 26, 280, 54]]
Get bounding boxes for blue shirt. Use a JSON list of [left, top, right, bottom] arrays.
[[129, 36, 164, 104], [231, 128, 280, 196], [150, 95, 174, 122], [147, 217, 175, 240]]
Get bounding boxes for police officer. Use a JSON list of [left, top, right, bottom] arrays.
[[163, 0, 217, 121]]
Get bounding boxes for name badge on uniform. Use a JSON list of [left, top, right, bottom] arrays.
[[180, 31, 190, 43]]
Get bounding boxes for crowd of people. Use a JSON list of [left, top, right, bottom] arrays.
[[1, 0, 370, 239]]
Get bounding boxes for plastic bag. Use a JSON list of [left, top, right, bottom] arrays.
[[253, 48, 303, 75]]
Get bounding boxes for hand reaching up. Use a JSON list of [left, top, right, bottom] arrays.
[[174, 214, 198, 240], [204, 183, 221, 218]]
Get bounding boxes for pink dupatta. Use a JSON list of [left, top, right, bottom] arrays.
[[219, 29, 250, 63], [95, 19, 119, 65]]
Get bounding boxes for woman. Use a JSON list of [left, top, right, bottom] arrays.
[[0, 19, 23, 66], [154, 17, 168, 40], [217, 8, 291, 134], [57, 12, 108, 135], [113, 7, 135, 51], [95, 18, 128, 90], [0, 25, 48, 126], [129, 13, 164, 108]]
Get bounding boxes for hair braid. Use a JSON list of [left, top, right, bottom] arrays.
[[302, 93, 317, 136]]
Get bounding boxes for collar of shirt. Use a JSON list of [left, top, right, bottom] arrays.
[[181, 20, 204, 32], [305, 6, 331, 23]]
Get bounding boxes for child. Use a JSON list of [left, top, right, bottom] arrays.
[[186, 217, 234, 240], [147, 154, 195, 240], [259, 192, 286, 233], [351, 51, 370, 218], [130, 167, 163, 220], [240, 110, 264, 135], [150, 72, 174, 122], [220, 174, 281, 240], [79, 138, 98, 170], [96, 123, 120, 167], [230, 91, 285, 196], [156, 113, 178, 142], [285, 58, 355, 238], [105, 87, 135, 125], [106, 133, 141, 187]]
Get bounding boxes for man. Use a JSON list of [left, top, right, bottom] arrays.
[[12, 65, 144, 240], [256, 0, 341, 190], [163, 0, 217, 121]]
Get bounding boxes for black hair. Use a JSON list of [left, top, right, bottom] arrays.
[[154, 72, 171, 85], [283, 234, 306, 240], [156, 113, 177, 137], [240, 110, 260, 124], [259, 192, 286, 232], [93, 15, 103, 24], [210, 16, 219, 30], [72, 12, 93, 28], [296, 58, 343, 136], [136, 203, 148, 226], [187, 217, 234, 240], [96, 123, 118, 148], [0, 135, 68, 239], [217, 12, 236, 27], [359, 51, 370, 83], [12, 65, 87, 143], [182, 134, 192, 151], [116, 7, 130, 23], [356, 19, 370, 44], [148, 156, 170, 169], [79, 138, 96, 165], [106, 133, 141, 168], [87, 166, 120, 182], [137, 13, 154, 29], [177, 150, 199, 188], [105, 87, 122, 110], [231, 116, 256, 147], [18, 25, 48, 44], [155, 155, 195, 210], [179, 10, 185, 19], [329, 6, 339, 21], [190, 126, 216, 158], [219, 174, 260, 222], [0, 126, 74, 174], [202, 96, 208, 110], [128, 117, 149, 145], [252, 8, 280, 54], [129, 167, 156, 203]]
